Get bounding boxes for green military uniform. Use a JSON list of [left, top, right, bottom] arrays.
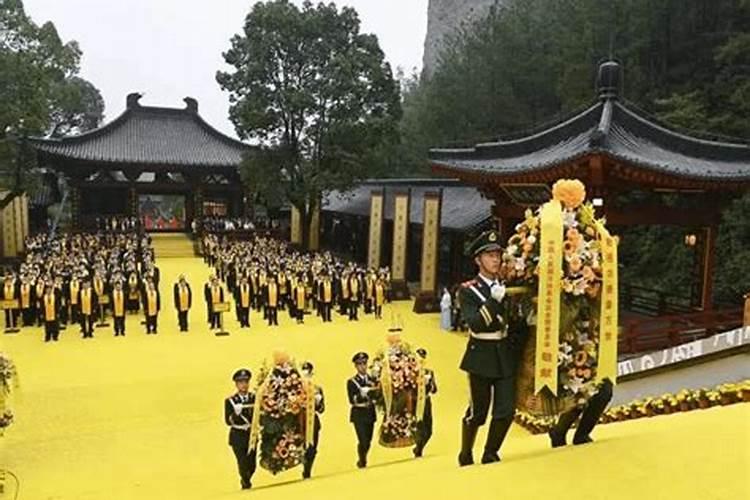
[[458, 230, 528, 467]]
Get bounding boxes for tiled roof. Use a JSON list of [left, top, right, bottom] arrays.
[[30, 94, 254, 167]]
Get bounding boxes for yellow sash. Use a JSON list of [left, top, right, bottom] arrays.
[[21, 285, 31, 308], [113, 291, 125, 317], [375, 284, 384, 306], [211, 286, 221, 305], [4, 283, 14, 299], [350, 278, 359, 296], [147, 290, 158, 316], [296, 286, 305, 308], [268, 284, 278, 307], [81, 290, 92, 315], [535, 200, 563, 395], [94, 278, 104, 296], [323, 282, 332, 302], [70, 280, 79, 304], [178, 286, 189, 311], [44, 294, 56, 320], [240, 285, 250, 308]]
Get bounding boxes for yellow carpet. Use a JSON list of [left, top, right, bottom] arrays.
[[2, 257, 748, 500]]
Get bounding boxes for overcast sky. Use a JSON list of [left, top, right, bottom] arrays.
[[23, 0, 429, 138]]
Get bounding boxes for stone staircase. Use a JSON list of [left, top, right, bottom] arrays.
[[150, 233, 196, 258]]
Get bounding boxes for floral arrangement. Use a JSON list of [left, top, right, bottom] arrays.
[[514, 379, 750, 434], [508, 179, 613, 415], [254, 351, 310, 474], [369, 333, 423, 447], [1, 353, 18, 435]]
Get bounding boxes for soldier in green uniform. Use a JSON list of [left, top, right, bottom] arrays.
[[457, 230, 529, 466]]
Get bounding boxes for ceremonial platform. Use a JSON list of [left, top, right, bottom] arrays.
[[2, 256, 748, 500]]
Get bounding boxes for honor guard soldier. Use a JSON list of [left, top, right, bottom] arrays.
[[225, 369, 257, 490], [173, 275, 192, 332], [414, 348, 438, 458], [111, 281, 127, 336], [78, 280, 97, 338], [300, 361, 325, 479], [457, 230, 528, 467], [348, 352, 377, 468], [548, 379, 613, 448], [234, 276, 252, 328]]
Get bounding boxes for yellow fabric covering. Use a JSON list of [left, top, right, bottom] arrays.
[[2, 257, 748, 500]]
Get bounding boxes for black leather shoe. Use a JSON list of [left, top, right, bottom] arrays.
[[356, 460, 366, 469], [572, 435, 593, 445], [241, 480, 251, 490], [481, 452, 501, 464], [549, 428, 566, 448]]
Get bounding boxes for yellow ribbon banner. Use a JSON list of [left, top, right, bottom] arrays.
[[535, 200, 563, 395], [595, 222, 619, 385], [304, 379, 316, 447], [381, 353, 393, 417], [415, 359, 426, 423], [248, 375, 269, 450]]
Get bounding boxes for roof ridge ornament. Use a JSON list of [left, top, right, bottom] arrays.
[[126, 92, 143, 109], [596, 60, 621, 100], [184, 97, 198, 113]]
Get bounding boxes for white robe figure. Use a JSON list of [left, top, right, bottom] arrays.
[[440, 288, 452, 330]]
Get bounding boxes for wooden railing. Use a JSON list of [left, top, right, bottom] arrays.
[[618, 307, 744, 355], [621, 284, 697, 316]]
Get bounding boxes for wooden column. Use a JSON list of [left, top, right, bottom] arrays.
[[309, 203, 320, 251], [414, 190, 442, 313], [70, 183, 81, 229], [700, 225, 717, 311], [367, 189, 385, 270], [290, 206, 302, 245], [390, 189, 411, 300]]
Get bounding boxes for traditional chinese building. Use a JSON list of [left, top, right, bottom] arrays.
[[430, 61, 750, 352], [30, 93, 253, 230]]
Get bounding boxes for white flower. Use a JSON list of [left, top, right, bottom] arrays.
[[565, 376, 585, 394], [563, 210, 578, 228], [526, 235, 536, 245], [507, 244, 518, 255]]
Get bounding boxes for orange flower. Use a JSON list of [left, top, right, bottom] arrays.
[[568, 257, 582, 273], [552, 179, 586, 209], [574, 351, 588, 367], [273, 350, 290, 366]]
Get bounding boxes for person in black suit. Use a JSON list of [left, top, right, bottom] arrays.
[[548, 379, 613, 448], [2, 271, 20, 330], [318, 274, 334, 323], [457, 230, 529, 467], [414, 348, 438, 457], [206, 276, 224, 329], [301, 361, 325, 479], [78, 280, 97, 338], [225, 369, 257, 490], [173, 275, 192, 332], [111, 281, 127, 336], [234, 276, 251, 328], [42, 284, 60, 342], [142, 280, 160, 334], [347, 352, 378, 469]]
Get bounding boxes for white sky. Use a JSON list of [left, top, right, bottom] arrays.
[[23, 0, 429, 139]]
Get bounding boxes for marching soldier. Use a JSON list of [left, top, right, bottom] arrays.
[[111, 281, 127, 336], [78, 279, 97, 338], [548, 379, 613, 448], [414, 348, 438, 457], [173, 275, 192, 332], [234, 276, 252, 328], [42, 284, 60, 342], [457, 230, 529, 467], [224, 369, 257, 490], [347, 352, 377, 468], [143, 280, 160, 334], [206, 276, 225, 330], [301, 361, 325, 479]]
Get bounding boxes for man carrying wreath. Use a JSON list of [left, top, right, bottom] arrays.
[[457, 230, 529, 466]]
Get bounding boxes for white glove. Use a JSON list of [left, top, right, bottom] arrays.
[[315, 393, 323, 404], [490, 282, 506, 302], [232, 402, 244, 415], [360, 387, 371, 396]]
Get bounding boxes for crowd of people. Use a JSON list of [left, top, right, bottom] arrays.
[[201, 233, 393, 327], [192, 216, 278, 234], [2, 232, 159, 341]]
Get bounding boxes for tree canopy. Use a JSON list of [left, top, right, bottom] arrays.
[[217, 0, 401, 246]]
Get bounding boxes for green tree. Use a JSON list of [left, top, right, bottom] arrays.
[[217, 0, 401, 248], [0, 0, 102, 191]]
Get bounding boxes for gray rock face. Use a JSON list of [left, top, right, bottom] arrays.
[[422, 0, 500, 77]]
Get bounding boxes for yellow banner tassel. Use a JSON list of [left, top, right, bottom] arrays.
[[381, 353, 393, 417], [535, 200, 563, 395], [248, 375, 269, 450], [415, 358, 426, 423], [304, 379, 315, 447], [594, 221, 619, 385]]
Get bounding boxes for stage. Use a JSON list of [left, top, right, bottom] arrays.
[[2, 257, 748, 500]]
